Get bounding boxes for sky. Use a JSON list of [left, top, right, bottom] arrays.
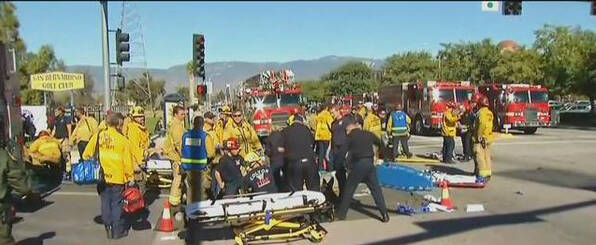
[[13, 1, 596, 69]]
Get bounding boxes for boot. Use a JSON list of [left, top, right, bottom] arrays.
[[104, 225, 113, 239], [381, 212, 390, 223]]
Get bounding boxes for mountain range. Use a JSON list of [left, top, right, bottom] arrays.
[[66, 55, 385, 94]]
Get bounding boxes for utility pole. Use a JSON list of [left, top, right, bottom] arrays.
[[101, 1, 111, 111]]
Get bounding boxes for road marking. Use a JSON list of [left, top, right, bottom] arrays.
[[410, 139, 596, 149], [52, 191, 169, 198]]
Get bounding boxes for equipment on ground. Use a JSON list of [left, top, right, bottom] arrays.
[[186, 190, 332, 245], [376, 163, 435, 191]]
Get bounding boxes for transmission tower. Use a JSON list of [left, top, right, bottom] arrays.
[[118, 1, 153, 111]]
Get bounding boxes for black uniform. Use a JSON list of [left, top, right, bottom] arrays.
[[216, 154, 245, 196], [461, 110, 475, 161], [264, 130, 285, 191], [337, 128, 389, 220], [243, 165, 278, 194], [281, 122, 319, 192], [330, 116, 353, 198]]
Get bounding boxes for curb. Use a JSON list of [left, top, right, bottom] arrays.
[[551, 125, 596, 131]]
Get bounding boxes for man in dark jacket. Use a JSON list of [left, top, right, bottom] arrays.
[[280, 114, 319, 191], [330, 106, 353, 199], [264, 128, 285, 191]]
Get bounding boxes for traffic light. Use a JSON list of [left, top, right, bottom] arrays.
[[116, 75, 125, 91], [592, 1, 596, 16], [503, 1, 522, 15], [115, 28, 130, 66], [197, 84, 207, 95], [192, 34, 205, 80]]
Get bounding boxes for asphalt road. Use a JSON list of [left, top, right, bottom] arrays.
[[13, 127, 596, 245]]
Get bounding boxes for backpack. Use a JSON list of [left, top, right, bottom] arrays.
[[391, 111, 409, 136], [122, 186, 145, 214]]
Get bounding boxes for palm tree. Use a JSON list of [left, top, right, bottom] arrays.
[[186, 61, 196, 104]]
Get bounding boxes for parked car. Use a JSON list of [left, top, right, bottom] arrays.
[[560, 104, 591, 113]]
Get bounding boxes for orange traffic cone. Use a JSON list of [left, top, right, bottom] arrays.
[[156, 200, 175, 232], [440, 181, 456, 210]]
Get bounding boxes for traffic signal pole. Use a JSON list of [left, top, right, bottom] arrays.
[[101, 1, 111, 111]]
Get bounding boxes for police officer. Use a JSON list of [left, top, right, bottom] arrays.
[[460, 102, 476, 162], [1, 144, 41, 244], [337, 115, 390, 223], [280, 114, 320, 191], [387, 103, 413, 159], [473, 95, 494, 183], [83, 112, 135, 239], [51, 107, 72, 179], [330, 105, 352, 199], [264, 127, 285, 191], [180, 116, 216, 204], [163, 105, 187, 208]]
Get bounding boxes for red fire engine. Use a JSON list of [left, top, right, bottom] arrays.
[[379, 81, 476, 135], [478, 83, 552, 134], [242, 69, 304, 137]]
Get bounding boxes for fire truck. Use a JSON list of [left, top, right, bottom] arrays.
[[379, 81, 476, 135], [478, 83, 553, 134], [242, 69, 304, 138]]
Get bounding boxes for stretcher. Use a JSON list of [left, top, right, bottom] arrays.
[[430, 172, 487, 188], [186, 190, 333, 245], [377, 163, 435, 191], [145, 156, 173, 188]]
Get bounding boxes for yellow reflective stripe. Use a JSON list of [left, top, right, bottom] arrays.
[[478, 170, 492, 177], [181, 158, 208, 164], [392, 127, 408, 130]]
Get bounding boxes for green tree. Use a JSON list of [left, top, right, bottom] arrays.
[[176, 86, 189, 101], [116, 72, 165, 109], [213, 90, 226, 103], [52, 69, 96, 106], [382, 51, 437, 84], [0, 2, 26, 53], [18, 45, 64, 105], [186, 61, 196, 101], [438, 39, 501, 84], [322, 61, 374, 96], [300, 80, 329, 103], [490, 48, 544, 84]]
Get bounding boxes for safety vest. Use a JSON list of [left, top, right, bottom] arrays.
[[391, 111, 409, 136], [181, 130, 209, 171]]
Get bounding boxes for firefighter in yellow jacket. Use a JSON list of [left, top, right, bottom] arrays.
[[216, 105, 232, 144], [315, 105, 334, 171], [363, 102, 383, 139], [441, 102, 461, 164], [126, 106, 150, 182], [163, 105, 187, 207], [473, 95, 494, 182], [28, 130, 62, 166], [223, 109, 262, 157], [82, 112, 134, 239], [70, 107, 99, 160], [203, 112, 222, 163]]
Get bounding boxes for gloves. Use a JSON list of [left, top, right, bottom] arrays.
[[480, 137, 487, 149]]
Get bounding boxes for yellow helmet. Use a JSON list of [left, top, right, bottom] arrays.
[[286, 114, 295, 126], [132, 106, 145, 117], [244, 151, 261, 163], [222, 105, 232, 114]]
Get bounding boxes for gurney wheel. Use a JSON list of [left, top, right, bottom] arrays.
[[308, 229, 325, 243], [234, 236, 247, 245]]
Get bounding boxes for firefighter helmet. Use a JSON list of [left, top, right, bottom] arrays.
[[244, 151, 261, 163], [225, 138, 240, 150], [222, 105, 232, 115], [38, 129, 51, 138], [132, 106, 145, 117], [446, 101, 457, 108], [478, 96, 490, 107]]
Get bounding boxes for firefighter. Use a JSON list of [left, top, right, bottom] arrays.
[[337, 116, 390, 223], [216, 105, 232, 143], [122, 107, 134, 136], [162, 105, 187, 208], [83, 112, 135, 239], [242, 151, 277, 194], [363, 102, 382, 139], [126, 106, 150, 183], [473, 95, 494, 182], [70, 107, 99, 160], [28, 130, 62, 166], [214, 138, 246, 196], [280, 114, 319, 191], [314, 104, 334, 171], [180, 116, 216, 204], [460, 102, 475, 162], [357, 102, 367, 119], [442, 102, 461, 164], [222, 109, 263, 157], [203, 112, 222, 162], [387, 103, 413, 159]]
